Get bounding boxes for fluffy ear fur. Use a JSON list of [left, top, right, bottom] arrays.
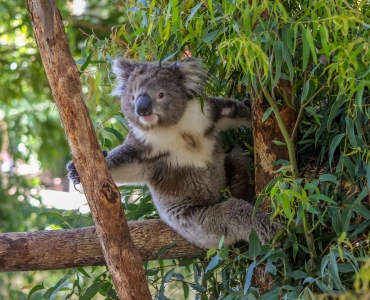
[[111, 58, 141, 97], [175, 57, 206, 98]]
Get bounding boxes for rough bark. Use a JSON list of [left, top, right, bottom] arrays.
[[252, 80, 297, 210], [0, 220, 204, 272], [26, 1, 151, 298], [251, 81, 297, 293]]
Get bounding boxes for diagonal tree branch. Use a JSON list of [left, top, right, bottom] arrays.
[[26, 0, 151, 298]]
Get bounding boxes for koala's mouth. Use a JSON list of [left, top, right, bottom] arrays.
[[139, 114, 158, 124]]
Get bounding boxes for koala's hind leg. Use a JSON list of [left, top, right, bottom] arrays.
[[176, 199, 279, 249], [225, 149, 255, 203]]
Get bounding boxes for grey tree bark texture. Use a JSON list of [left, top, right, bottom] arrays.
[[0, 220, 204, 272], [26, 0, 152, 298]]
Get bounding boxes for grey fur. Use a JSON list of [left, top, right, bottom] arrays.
[[68, 58, 279, 249]]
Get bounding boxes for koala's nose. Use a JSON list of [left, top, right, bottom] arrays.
[[136, 95, 153, 116]]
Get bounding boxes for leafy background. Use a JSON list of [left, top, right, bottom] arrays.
[[1, 0, 370, 299]]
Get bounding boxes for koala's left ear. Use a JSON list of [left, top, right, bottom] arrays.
[[175, 57, 206, 97]]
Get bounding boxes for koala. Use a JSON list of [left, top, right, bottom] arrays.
[[67, 58, 279, 249]]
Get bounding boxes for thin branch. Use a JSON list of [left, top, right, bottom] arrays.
[[290, 83, 326, 141]]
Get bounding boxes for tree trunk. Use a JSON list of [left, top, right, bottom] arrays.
[[251, 81, 297, 293], [26, 1, 151, 298], [0, 220, 204, 272], [252, 80, 297, 209]]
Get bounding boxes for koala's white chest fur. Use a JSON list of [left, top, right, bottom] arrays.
[[132, 100, 215, 167]]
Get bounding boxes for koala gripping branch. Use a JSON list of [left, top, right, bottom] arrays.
[[26, 1, 152, 299]]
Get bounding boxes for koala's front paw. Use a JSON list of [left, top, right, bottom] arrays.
[[66, 160, 80, 185], [66, 151, 108, 185]]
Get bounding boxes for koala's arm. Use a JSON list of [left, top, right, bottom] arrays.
[[104, 144, 148, 185], [207, 97, 252, 131], [67, 135, 148, 185]]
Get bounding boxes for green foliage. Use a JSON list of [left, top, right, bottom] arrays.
[[2, 0, 370, 298], [67, 0, 370, 298]]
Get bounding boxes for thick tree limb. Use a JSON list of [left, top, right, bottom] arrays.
[[26, 1, 151, 298], [0, 220, 204, 272]]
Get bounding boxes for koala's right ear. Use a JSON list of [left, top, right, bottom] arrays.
[[111, 58, 140, 96], [112, 58, 139, 80]]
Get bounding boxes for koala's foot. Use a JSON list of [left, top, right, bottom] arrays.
[[225, 149, 255, 203], [166, 198, 280, 249], [66, 150, 108, 185]]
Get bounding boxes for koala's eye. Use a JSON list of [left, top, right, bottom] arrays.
[[158, 92, 164, 99], [131, 95, 135, 101]]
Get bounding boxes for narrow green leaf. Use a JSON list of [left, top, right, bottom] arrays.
[[274, 40, 283, 85], [319, 24, 330, 59], [272, 140, 286, 146], [203, 29, 220, 43], [300, 80, 310, 102], [291, 270, 307, 280], [345, 117, 358, 148], [218, 246, 229, 259], [327, 97, 345, 131], [182, 282, 189, 299], [159, 34, 176, 65], [42, 287, 56, 300], [262, 107, 273, 122], [145, 268, 159, 276], [306, 27, 317, 64], [316, 279, 330, 293], [244, 261, 256, 293], [104, 127, 124, 143], [302, 26, 310, 70], [80, 52, 93, 72], [162, 268, 175, 284], [222, 291, 244, 300], [208, 0, 215, 24], [344, 156, 356, 181], [329, 251, 344, 291], [185, 2, 203, 27], [205, 254, 221, 273], [351, 219, 370, 236], [248, 228, 261, 260], [157, 241, 177, 260], [281, 194, 293, 219], [341, 209, 352, 233], [259, 290, 280, 300], [188, 283, 206, 293], [285, 292, 301, 300], [319, 174, 338, 184], [305, 106, 322, 118], [332, 211, 341, 236], [28, 285, 44, 300], [282, 49, 294, 82], [80, 282, 107, 300], [353, 186, 369, 205], [161, 51, 179, 64], [355, 83, 365, 112], [218, 236, 225, 249], [337, 263, 355, 273], [77, 267, 91, 278], [310, 193, 337, 204], [329, 133, 345, 166]]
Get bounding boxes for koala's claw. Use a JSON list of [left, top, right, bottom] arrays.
[[66, 160, 81, 185], [66, 150, 108, 185]]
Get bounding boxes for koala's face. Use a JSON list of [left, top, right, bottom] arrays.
[[112, 58, 204, 130]]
